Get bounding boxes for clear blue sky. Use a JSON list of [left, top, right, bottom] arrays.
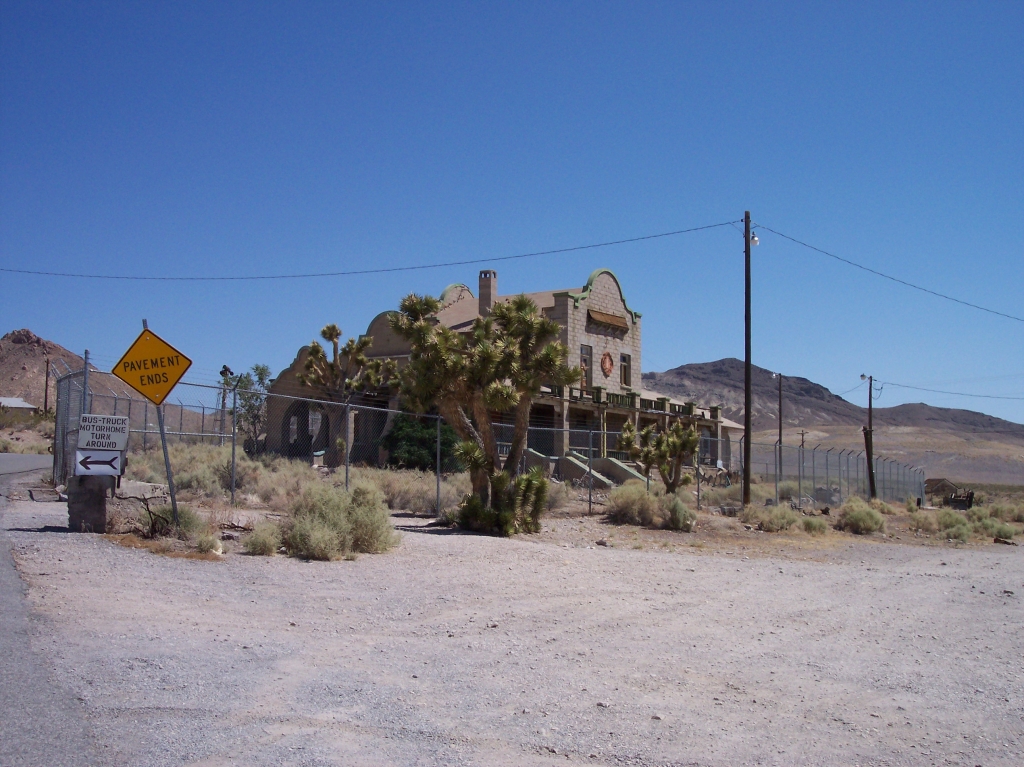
[[2, 1, 1022, 422]]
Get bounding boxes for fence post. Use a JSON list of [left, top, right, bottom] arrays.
[[797, 442, 803, 509], [344, 403, 350, 492], [178, 399, 184, 440], [143, 401, 149, 451], [230, 385, 238, 506], [587, 428, 593, 516], [435, 415, 441, 516], [774, 443, 779, 506], [201, 406, 206, 444], [81, 350, 90, 416]]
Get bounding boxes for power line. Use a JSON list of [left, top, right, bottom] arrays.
[[878, 381, 1024, 401], [0, 220, 740, 282], [754, 223, 1024, 324]]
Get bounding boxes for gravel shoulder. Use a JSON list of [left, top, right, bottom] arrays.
[[2, 492, 1022, 767]]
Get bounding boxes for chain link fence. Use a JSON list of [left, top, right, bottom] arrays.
[[738, 438, 925, 507], [53, 365, 925, 509]]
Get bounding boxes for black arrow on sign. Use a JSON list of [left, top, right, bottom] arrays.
[[79, 454, 119, 471]]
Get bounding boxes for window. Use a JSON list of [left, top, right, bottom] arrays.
[[620, 353, 631, 387], [580, 345, 593, 389]]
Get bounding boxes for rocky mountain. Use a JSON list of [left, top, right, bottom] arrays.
[[0, 329, 86, 409], [644, 358, 1024, 484], [643, 357, 1024, 438]]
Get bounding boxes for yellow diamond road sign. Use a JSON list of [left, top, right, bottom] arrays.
[[112, 329, 192, 406]]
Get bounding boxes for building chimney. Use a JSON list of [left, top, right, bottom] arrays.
[[479, 270, 497, 317]]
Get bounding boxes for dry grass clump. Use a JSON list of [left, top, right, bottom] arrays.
[[283, 482, 397, 560], [869, 498, 898, 515], [354, 467, 470, 516], [703, 483, 773, 509], [988, 502, 1024, 524], [741, 506, 799, 532], [834, 497, 885, 534], [546, 479, 571, 511], [0, 436, 50, 454], [909, 511, 938, 533], [243, 522, 282, 555], [802, 517, 828, 535], [606, 481, 695, 531]]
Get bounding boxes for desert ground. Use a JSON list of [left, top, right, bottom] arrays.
[[2, 467, 1023, 767]]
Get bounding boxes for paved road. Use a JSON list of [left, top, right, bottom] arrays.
[[0, 454, 98, 767]]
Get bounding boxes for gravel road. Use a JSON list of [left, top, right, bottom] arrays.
[[2, 491, 1022, 767]]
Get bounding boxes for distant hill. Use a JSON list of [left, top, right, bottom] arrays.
[[644, 358, 1024, 485], [643, 357, 1024, 436], [0, 329, 86, 409]]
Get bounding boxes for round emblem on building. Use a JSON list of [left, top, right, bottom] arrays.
[[600, 351, 614, 377]]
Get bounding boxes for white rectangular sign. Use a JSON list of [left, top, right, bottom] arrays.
[[75, 450, 123, 476], [77, 415, 130, 451]]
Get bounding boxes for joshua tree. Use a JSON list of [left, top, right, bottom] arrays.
[[235, 364, 272, 454], [389, 293, 579, 509], [618, 420, 699, 493], [298, 324, 395, 467]]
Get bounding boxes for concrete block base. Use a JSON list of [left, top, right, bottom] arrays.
[[67, 475, 115, 532]]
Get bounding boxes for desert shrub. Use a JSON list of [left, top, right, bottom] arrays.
[[288, 484, 352, 556], [741, 506, 799, 532], [546, 479, 571, 511], [778, 481, 799, 501], [175, 465, 221, 497], [347, 482, 397, 553], [802, 517, 828, 535], [944, 524, 971, 543], [356, 467, 469, 516], [965, 506, 989, 523], [989, 503, 1024, 524], [909, 511, 938, 533], [869, 498, 897, 516], [992, 522, 1017, 539], [244, 522, 282, 555], [834, 497, 885, 534], [194, 533, 221, 554], [937, 509, 968, 531], [144, 504, 206, 538], [287, 517, 342, 560], [905, 496, 919, 514], [703, 483, 773, 508], [607, 481, 660, 527], [662, 494, 696, 532]]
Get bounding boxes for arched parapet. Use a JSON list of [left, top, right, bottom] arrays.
[[558, 268, 641, 323]]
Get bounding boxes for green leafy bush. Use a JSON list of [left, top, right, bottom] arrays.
[[243, 522, 282, 555], [834, 497, 885, 534], [802, 517, 828, 535], [382, 414, 462, 472]]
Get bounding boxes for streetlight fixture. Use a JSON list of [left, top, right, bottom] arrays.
[[860, 374, 877, 499]]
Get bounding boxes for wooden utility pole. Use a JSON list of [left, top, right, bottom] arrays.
[[777, 372, 783, 481], [863, 374, 877, 499], [742, 211, 753, 507]]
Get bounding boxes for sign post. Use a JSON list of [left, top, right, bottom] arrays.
[[112, 321, 192, 527]]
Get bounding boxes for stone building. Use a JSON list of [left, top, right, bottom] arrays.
[[266, 268, 736, 475]]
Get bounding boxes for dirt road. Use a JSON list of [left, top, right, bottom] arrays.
[[2, 494, 1022, 766]]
